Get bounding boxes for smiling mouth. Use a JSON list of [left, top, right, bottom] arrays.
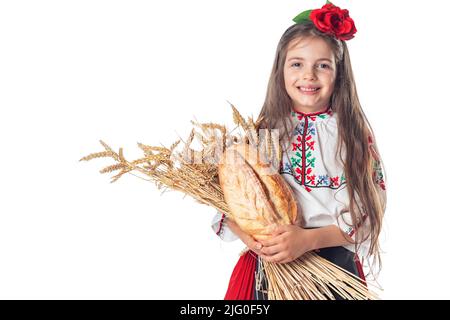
[[297, 86, 321, 92]]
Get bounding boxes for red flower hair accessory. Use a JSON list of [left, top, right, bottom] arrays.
[[292, 1, 357, 41]]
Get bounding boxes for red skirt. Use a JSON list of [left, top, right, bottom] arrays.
[[224, 250, 257, 300], [224, 246, 366, 300]]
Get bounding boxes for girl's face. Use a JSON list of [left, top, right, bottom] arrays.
[[283, 36, 337, 113]]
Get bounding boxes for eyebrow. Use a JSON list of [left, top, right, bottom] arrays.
[[287, 57, 333, 62]]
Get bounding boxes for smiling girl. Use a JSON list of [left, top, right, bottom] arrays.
[[212, 2, 387, 300]]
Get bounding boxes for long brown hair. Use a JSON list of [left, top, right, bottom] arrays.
[[257, 22, 387, 273]]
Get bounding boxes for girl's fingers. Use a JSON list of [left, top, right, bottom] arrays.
[[243, 234, 263, 252], [260, 244, 283, 256], [253, 226, 292, 247], [250, 244, 263, 256], [253, 242, 263, 251], [260, 252, 286, 264], [259, 234, 283, 247], [273, 225, 289, 235]]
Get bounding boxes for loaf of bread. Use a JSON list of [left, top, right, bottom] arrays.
[[218, 143, 298, 240]]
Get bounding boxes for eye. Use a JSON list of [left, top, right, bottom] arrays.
[[291, 62, 302, 68], [317, 63, 330, 69]]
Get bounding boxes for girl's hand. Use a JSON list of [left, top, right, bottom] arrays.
[[240, 232, 264, 256], [258, 225, 313, 264], [225, 217, 263, 255]]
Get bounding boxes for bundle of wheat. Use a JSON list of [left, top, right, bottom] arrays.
[[79, 103, 378, 300]]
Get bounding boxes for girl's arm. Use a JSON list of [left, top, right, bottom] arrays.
[[258, 224, 353, 264], [306, 225, 354, 250]]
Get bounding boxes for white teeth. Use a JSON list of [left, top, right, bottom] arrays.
[[299, 87, 320, 92]]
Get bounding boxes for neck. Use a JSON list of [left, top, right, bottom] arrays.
[[293, 105, 329, 115]]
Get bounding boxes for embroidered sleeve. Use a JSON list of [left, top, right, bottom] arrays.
[[334, 208, 371, 258], [369, 135, 386, 192], [211, 211, 239, 242], [373, 158, 386, 191], [369, 137, 387, 217]]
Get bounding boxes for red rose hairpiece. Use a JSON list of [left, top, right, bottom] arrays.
[[292, 1, 357, 41]]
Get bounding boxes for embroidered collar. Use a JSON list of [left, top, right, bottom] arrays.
[[291, 106, 333, 121]]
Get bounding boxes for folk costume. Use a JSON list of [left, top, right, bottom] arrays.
[[212, 2, 386, 300]]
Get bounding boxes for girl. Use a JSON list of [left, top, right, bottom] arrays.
[[212, 2, 387, 300]]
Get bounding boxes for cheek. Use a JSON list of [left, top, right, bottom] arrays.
[[283, 70, 296, 90], [322, 83, 335, 99], [283, 68, 293, 82], [321, 73, 336, 90], [325, 79, 335, 91]]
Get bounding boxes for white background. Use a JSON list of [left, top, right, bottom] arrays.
[[1, 0, 449, 299]]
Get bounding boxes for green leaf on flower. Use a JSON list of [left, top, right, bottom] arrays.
[[292, 9, 312, 24]]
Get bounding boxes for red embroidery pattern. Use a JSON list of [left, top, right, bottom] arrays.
[[280, 107, 346, 193]]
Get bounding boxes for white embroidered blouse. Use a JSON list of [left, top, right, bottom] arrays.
[[212, 106, 386, 259]]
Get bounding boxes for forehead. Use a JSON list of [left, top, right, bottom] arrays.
[[285, 37, 335, 61]]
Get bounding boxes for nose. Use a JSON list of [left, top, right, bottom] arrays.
[[302, 67, 316, 81]]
